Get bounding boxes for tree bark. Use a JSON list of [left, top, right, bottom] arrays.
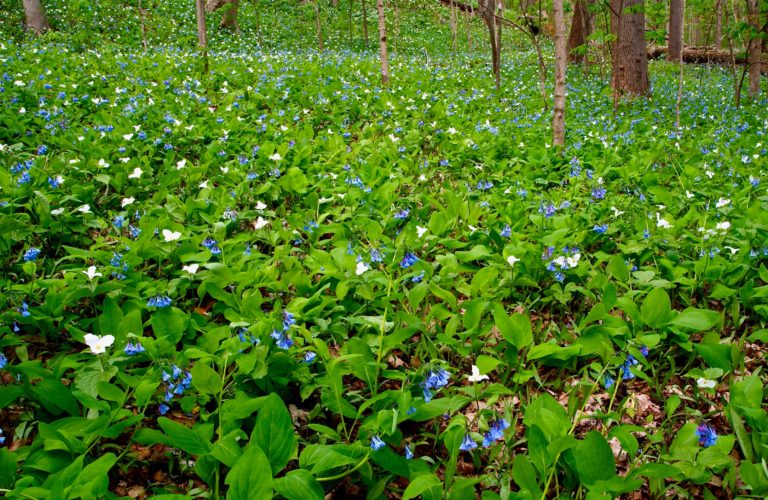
[[567, 0, 592, 63], [362, 0, 369, 46], [668, 0, 684, 61], [610, 0, 650, 98], [376, 0, 389, 85], [196, 0, 209, 74], [714, 0, 722, 49], [746, 0, 761, 98], [553, 0, 566, 147], [23, 0, 49, 35], [220, 0, 239, 31], [478, 0, 501, 89]]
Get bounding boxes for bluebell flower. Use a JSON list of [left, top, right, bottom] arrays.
[[23, 247, 40, 262], [275, 332, 293, 349], [370, 435, 386, 451], [459, 434, 477, 451], [640, 345, 649, 357], [158, 403, 170, 415], [400, 252, 419, 268], [202, 237, 218, 249], [593, 224, 608, 234], [501, 224, 511, 237], [603, 375, 615, 389], [17, 171, 31, 186], [283, 311, 295, 330], [114, 215, 125, 229], [370, 248, 383, 263], [422, 386, 433, 403], [406, 407, 417, 415], [48, 176, 63, 188], [303, 351, 317, 364], [643, 229, 650, 239], [425, 368, 450, 390], [411, 271, 425, 283], [0, 429, 5, 444], [37, 145, 47, 155], [394, 208, 410, 220], [695, 423, 718, 448], [0, 353, 7, 369], [404, 445, 414, 459], [124, 341, 145, 356], [18, 302, 30, 317], [147, 295, 172, 308], [129, 225, 141, 239], [592, 187, 606, 200]]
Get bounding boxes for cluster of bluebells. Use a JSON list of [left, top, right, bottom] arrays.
[[370, 435, 414, 460], [0, 353, 7, 369], [23, 247, 41, 262], [543, 246, 581, 282], [124, 340, 145, 355], [270, 311, 296, 349], [421, 367, 450, 402], [147, 295, 172, 308], [110, 252, 129, 280], [11, 159, 34, 186], [400, 252, 419, 269], [17, 301, 30, 318], [394, 208, 410, 220], [160, 364, 192, 408], [604, 347, 648, 389], [481, 419, 510, 448], [695, 423, 718, 448], [202, 237, 222, 255]]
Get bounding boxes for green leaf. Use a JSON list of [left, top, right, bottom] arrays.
[[475, 355, 502, 375], [512, 454, 541, 497], [344, 337, 379, 390], [158, 418, 211, 455], [0, 448, 17, 489], [669, 309, 720, 331], [225, 445, 273, 500], [273, 469, 324, 500], [492, 304, 532, 348], [252, 393, 296, 474], [570, 431, 616, 486], [640, 287, 671, 329], [403, 473, 442, 500], [191, 361, 222, 395], [471, 266, 498, 297], [693, 343, 732, 372], [151, 307, 188, 344], [96, 382, 125, 403], [98, 297, 124, 338]]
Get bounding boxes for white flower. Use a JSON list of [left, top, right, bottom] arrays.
[[715, 221, 730, 232], [176, 158, 187, 170], [447, 127, 458, 135], [724, 246, 740, 255], [256, 201, 267, 210], [610, 206, 624, 218], [467, 365, 489, 382], [119, 157, 130, 163], [355, 261, 370, 276], [162, 229, 181, 242], [696, 378, 716, 389], [254, 217, 269, 229], [656, 214, 672, 229], [121, 197, 135, 207], [199, 180, 209, 189], [416, 226, 428, 238], [98, 158, 109, 168], [83, 333, 115, 355], [82, 266, 102, 280], [123, 133, 133, 140], [51, 208, 65, 215], [77, 204, 91, 213], [269, 153, 282, 161], [716, 198, 730, 208], [686, 191, 694, 199], [128, 167, 143, 179], [182, 263, 200, 274], [566, 253, 581, 268], [507, 255, 520, 267], [419, 174, 427, 181]]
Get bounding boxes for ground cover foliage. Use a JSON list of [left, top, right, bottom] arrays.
[[0, 0, 767, 498]]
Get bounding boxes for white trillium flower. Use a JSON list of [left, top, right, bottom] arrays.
[[507, 255, 520, 267], [176, 158, 187, 170], [416, 226, 428, 238], [355, 261, 370, 276], [77, 204, 91, 213], [686, 191, 694, 199], [82, 266, 102, 280], [716, 221, 730, 231], [199, 180, 209, 189], [269, 153, 282, 161], [83, 333, 115, 355], [696, 378, 717, 389], [119, 157, 130, 163], [254, 217, 269, 229], [467, 365, 489, 382], [256, 201, 267, 210], [182, 263, 200, 274], [98, 158, 109, 168], [121, 197, 135, 207], [51, 208, 65, 216], [162, 229, 182, 242], [656, 213, 672, 228], [123, 133, 133, 141], [715, 198, 730, 208], [566, 253, 581, 268], [128, 167, 143, 179]]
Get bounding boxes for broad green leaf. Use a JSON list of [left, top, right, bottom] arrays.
[[252, 393, 296, 474], [492, 303, 533, 349], [225, 445, 273, 500], [640, 287, 671, 329], [191, 361, 222, 395], [403, 473, 442, 500], [273, 469, 324, 500], [158, 418, 211, 455]]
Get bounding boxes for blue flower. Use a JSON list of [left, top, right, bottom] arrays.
[[18, 302, 30, 317], [593, 224, 608, 234], [147, 295, 172, 308], [283, 311, 296, 330], [422, 386, 433, 402], [0, 428, 5, 444], [695, 423, 718, 448], [158, 403, 170, 415], [124, 341, 145, 356], [425, 368, 450, 390], [274, 332, 293, 350], [400, 252, 419, 268], [114, 215, 125, 229], [370, 248, 383, 263], [201, 237, 218, 249], [501, 224, 511, 237], [592, 187, 606, 200], [23, 247, 41, 262], [604, 375, 615, 389], [640, 345, 649, 357], [370, 435, 386, 451], [459, 434, 477, 451], [404, 445, 414, 459], [394, 208, 410, 220], [0, 353, 7, 369], [411, 271, 425, 283], [303, 351, 317, 364]]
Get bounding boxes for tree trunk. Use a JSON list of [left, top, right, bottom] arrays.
[[567, 0, 592, 63], [332, 0, 338, 7], [553, 0, 566, 147], [746, 0, 761, 98], [668, 0, 684, 62], [450, 0, 458, 57], [220, 0, 239, 32], [479, 0, 500, 89], [362, 0, 369, 46], [376, 0, 389, 85], [23, 0, 49, 35], [610, 0, 650, 98], [314, 1, 324, 51], [196, 0, 209, 74], [714, 0, 722, 49]]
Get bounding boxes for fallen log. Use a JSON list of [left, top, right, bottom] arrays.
[[647, 45, 767, 70]]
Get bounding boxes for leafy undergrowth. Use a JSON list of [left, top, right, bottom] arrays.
[[0, 1, 767, 499]]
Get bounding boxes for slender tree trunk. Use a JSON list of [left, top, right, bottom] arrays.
[[315, 0, 324, 51], [610, 0, 650, 98], [479, 0, 500, 88], [362, 0, 369, 46], [714, 0, 722, 49], [23, 0, 50, 35], [376, 0, 389, 85], [496, 0, 503, 77], [450, 0, 458, 57], [668, 0, 684, 61], [553, 0, 566, 147], [195, 0, 209, 74], [332, 0, 338, 7], [567, 0, 593, 63], [746, 0, 761, 98], [467, 5, 473, 52]]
